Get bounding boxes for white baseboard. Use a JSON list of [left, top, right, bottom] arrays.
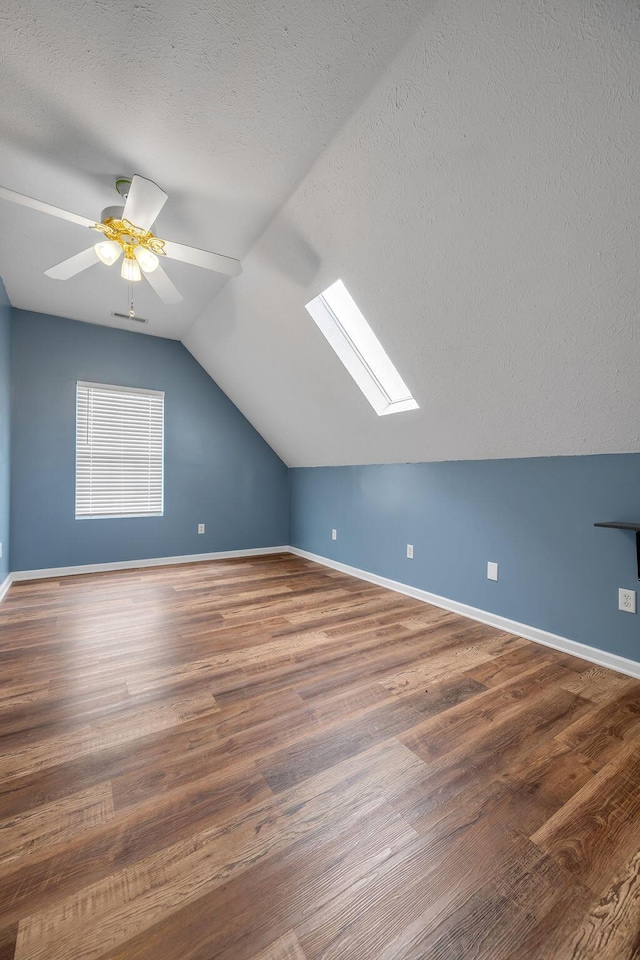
[[288, 546, 640, 681], [6, 543, 640, 682], [0, 573, 12, 603], [10, 546, 289, 583]]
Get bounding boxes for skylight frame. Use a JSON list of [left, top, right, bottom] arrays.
[[305, 279, 419, 416]]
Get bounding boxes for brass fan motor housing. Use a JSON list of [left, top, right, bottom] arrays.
[[92, 218, 166, 261]]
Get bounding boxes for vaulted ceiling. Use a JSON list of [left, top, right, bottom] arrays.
[[2, 0, 639, 466], [0, 0, 423, 337]]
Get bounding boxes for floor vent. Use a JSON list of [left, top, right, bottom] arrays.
[[111, 312, 149, 324]]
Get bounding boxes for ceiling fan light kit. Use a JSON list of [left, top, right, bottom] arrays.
[[121, 255, 142, 283], [94, 215, 161, 282], [0, 174, 243, 308], [133, 245, 159, 273], [94, 239, 121, 266]]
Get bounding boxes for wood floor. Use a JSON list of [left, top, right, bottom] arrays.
[[1, 554, 640, 959]]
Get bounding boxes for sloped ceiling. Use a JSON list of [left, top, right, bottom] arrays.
[[0, 0, 424, 338], [185, 0, 640, 466], [2, 0, 640, 466]]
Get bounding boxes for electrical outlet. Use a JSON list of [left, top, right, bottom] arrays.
[[198, 523, 205, 535], [0, 542, 2, 559], [487, 561, 499, 581], [331, 529, 337, 541], [406, 544, 414, 559], [619, 588, 636, 614]]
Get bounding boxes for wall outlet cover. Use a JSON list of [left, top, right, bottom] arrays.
[[619, 588, 636, 614], [331, 529, 337, 540], [198, 523, 205, 534], [406, 544, 414, 559], [487, 561, 499, 581]]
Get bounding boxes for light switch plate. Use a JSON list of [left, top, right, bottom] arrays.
[[487, 561, 499, 581]]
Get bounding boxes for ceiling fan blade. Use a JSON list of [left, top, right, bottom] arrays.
[[161, 238, 242, 277], [0, 185, 96, 229], [45, 245, 100, 279], [143, 263, 183, 304], [122, 175, 168, 231]]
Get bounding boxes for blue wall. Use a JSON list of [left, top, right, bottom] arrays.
[[0, 283, 10, 584], [290, 458, 640, 661], [11, 309, 288, 571], [7, 306, 640, 665]]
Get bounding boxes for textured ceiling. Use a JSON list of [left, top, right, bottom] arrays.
[[185, 0, 640, 465], [2, 0, 640, 466], [0, 0, 424, 338]]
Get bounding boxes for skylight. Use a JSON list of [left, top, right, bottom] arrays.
[[305, 279, 419, 416]]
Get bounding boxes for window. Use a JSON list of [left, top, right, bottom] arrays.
[[305, 279, 418, 416], [76, 381, 164, 519]]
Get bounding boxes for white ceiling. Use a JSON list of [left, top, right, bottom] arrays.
[[185, 0, 640, 465], [2, 0, 640, 466], [0, 0, 424, 338]]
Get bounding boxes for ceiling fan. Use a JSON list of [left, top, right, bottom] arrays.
[[0, 175, 242, 305]]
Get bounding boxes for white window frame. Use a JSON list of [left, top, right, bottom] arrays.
[[75, 380, 165, 520], [305, 279, 419, 416]]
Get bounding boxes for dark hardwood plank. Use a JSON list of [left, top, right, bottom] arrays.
[[564, 849, 640, 959], [555, 683, 640, 767], [0, 554, 638, 960], [259, 675, 485, 794], [249, 933, 308, 960], [15, 752, 413, 960], [0, 925, 17, 960], [531, 743, 640, 890], [0, 763, 271, 929], [95, 772, 417, 960]]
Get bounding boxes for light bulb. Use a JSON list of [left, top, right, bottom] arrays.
[[134, 246, 159, 273], [121, 256, 142, 282], [94, 240, 122, 266]]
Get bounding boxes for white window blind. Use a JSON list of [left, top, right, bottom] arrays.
[[76, 381, 164, 519]]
